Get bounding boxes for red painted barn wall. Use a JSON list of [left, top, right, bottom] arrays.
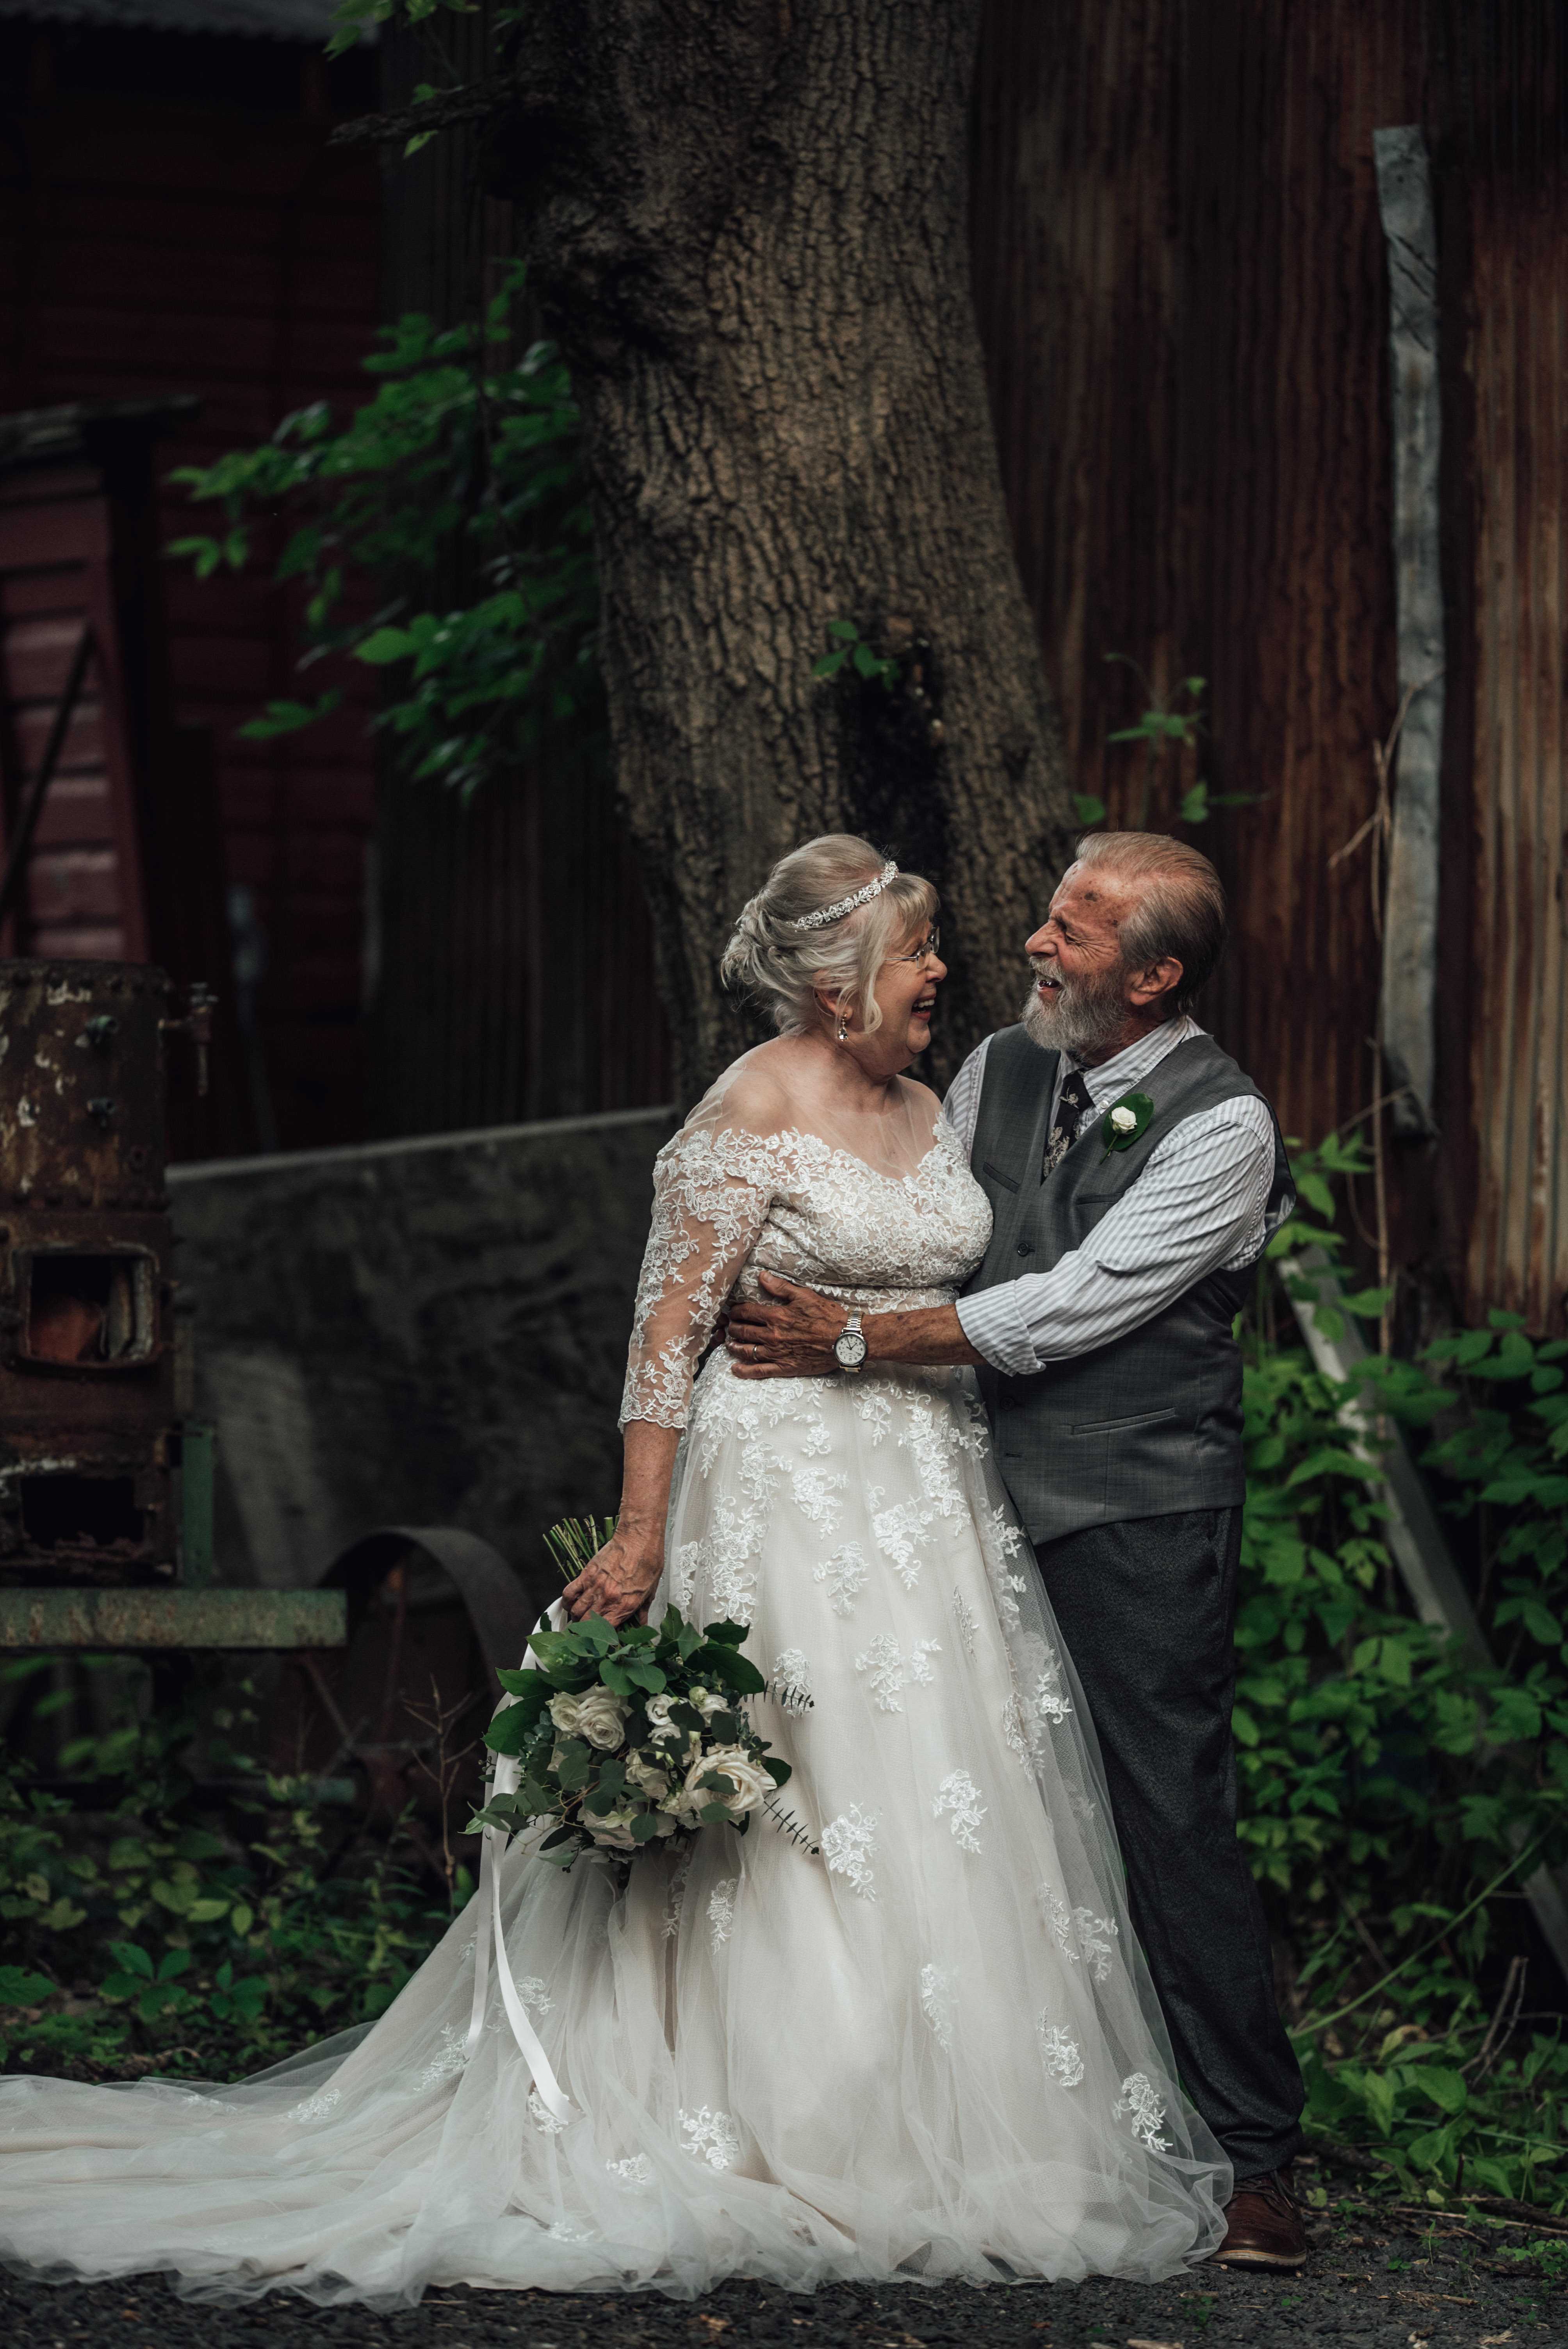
[[970, 0, 1568, 1333], [0, 23, 381, 1151]]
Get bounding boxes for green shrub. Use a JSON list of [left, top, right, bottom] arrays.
[[1236, 1140, 1568, 2207], [0, 1669, 458, 2081]]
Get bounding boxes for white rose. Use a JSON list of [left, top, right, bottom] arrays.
[[644, 1692, 683, 1743], [625, 1750, 674, 1799], [1110, 1104, 1138, 1134], [588, 1804, 675, 1851], [679, 1743, 775, 1821], [687, 1686, 729, 1721], [549, 1686, 629, 1751]]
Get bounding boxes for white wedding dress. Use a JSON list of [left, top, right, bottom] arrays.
[[0, 1048, 1229, 2305]]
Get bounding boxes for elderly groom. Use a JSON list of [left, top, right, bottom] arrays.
[[728, 829, 1309, 2271]]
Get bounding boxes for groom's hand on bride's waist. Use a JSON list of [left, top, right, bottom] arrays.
[[725, 1273, 984, 1376]]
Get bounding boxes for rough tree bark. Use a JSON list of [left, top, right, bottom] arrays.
[[485, 0, 1073, 1097]]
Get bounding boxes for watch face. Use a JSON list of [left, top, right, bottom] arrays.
[[835, 1329, 868, 1368]]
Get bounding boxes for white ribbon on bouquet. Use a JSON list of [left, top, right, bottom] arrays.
[[463, 1601, 577, 2126]]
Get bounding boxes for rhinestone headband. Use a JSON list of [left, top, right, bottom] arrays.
[[788, 860, 898, 930]]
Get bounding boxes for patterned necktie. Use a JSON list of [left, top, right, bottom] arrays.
[[1042, 1068, 1095, 1179]]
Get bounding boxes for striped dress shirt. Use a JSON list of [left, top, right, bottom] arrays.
[[943, 1015, 1283, 1376]]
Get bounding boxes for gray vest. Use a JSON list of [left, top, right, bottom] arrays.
[[964, 1026, 1293, 1546]]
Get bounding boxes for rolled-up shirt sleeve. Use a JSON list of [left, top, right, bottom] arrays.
[[953, 1098, 1277, 1375]]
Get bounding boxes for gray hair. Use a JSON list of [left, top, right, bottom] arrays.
[[1071, 831, 1228, 1011], [720, 835, 939, 1037]]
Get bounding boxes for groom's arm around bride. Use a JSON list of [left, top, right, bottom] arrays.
[[728, 829, 1312, 2270]]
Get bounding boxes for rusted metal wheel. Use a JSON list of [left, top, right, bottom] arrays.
[[272, 1526, 547, 1875]]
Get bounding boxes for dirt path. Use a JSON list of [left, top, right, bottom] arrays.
[[2, 2189, 1563, 2349]]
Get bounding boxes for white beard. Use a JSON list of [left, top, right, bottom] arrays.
[[1019, 970, 1128, 1060]]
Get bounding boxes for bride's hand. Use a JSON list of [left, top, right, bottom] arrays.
[[561, 1526, 663, 1627]]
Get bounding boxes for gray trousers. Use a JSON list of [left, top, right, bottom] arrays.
[[1035, 1504, 1305, 2180]]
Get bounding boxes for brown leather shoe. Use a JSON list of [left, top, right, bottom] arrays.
[[1212, 2166, 1310, 2268]]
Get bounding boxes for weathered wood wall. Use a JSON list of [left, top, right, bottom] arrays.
[[0, 20, 383, 1150], [1461, 6, 1568, 1331], [970, 0, 1567, 1331], [368, 9, 672, 1138]]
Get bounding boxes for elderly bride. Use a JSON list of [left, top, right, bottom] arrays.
[[0, 836, 1228, 2306]]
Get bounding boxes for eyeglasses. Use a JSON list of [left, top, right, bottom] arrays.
[[890, 928, 941, 966]]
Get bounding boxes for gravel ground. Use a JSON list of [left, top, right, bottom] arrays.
[[2, 2178, 1564, 2349]]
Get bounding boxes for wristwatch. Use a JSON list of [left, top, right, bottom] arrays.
[[833, 1309, 868, 1375]]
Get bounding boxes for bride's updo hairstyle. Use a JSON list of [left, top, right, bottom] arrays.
[[720, 834, 939, 1037]]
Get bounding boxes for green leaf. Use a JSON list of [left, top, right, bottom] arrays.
[[526, 1628, 592, 1684], [403, 130, 437, 160], [1296, 1171, 1337, 1221], [1488, 1688, 1543, 1742], [0, 1967, 54, 2006], [1404, 2123, 1457, 2174], [353, 626, 418, 666], [811, 649, 850, 679], [826, 620, 860, 640], [107, 1942, 155, 1980], [1360, 2067, 1397, 2136], [1071, 794, 1107, 825], [483, 1704, 535, 1756], [235, 689, 341, 741], [136, 1982, 187, 2023], [1403, 2064, 1467, 2116], [701, 1649, 766, 1696], [1179, 782, 1210, 823]]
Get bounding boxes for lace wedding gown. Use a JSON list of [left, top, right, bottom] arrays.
[[0, 1050, 1229, 2305]]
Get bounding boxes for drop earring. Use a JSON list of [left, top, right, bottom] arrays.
[[836, 1011, 849, 1044]]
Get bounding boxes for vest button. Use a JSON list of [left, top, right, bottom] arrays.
[[1015, 1239, 1034, 1255]]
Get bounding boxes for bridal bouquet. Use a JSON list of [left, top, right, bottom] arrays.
[[467, 1590, 793, 1873]]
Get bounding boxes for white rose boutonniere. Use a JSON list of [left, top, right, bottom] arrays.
[[1099, 1090, 1155, 1162]]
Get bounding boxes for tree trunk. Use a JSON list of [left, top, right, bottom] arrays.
[[486, 0, 1073, 1098]]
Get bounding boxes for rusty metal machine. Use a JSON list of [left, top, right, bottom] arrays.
[[0, 957, 342, 1650], [0, 959, 537, 1860]]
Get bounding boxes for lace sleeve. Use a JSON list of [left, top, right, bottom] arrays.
[[618, 1126, 777, 1431]]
